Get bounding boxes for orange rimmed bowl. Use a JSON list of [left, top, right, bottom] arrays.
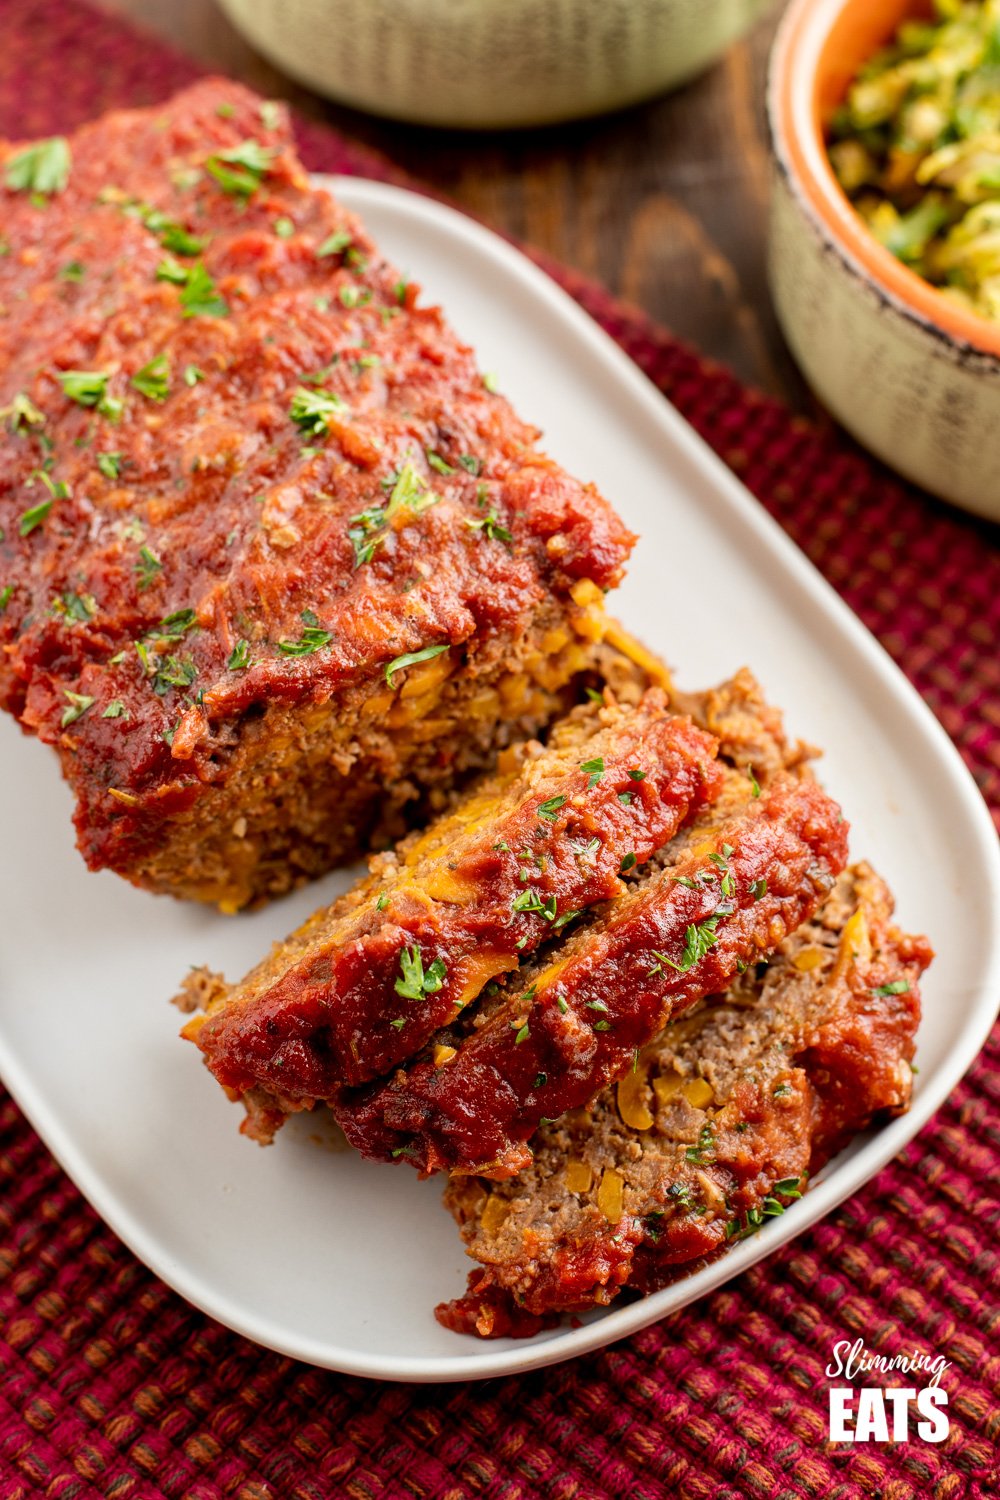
[[768, 0, 1000, 520]]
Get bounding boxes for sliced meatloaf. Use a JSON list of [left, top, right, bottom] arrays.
[[438, 862, 932, 1338], [0, 80, 634, 907], [336, 672, 849, 1174], [181, 688, 722, 1135]]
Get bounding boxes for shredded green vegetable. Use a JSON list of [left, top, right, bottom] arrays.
[[828, 0, 1000, 320]]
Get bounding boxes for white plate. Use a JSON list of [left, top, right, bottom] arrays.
[[2, 178, 998, 1384]]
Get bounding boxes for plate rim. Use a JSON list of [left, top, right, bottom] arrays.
[[2, 174, 998, 1383]]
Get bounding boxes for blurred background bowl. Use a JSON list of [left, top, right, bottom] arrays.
[[768, 0, 1000, 522], [218, 0, 774, 129]]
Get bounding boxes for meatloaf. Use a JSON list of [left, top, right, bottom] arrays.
[[181, 688, 723, 1138], [336, 671, 849, 1175], [0, 80, 634, 908], [438, 862, 932, 1338]]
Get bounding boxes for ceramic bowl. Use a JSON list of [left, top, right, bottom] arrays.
[[219, 0, 773, 130], [768, 0, 1000, 522]]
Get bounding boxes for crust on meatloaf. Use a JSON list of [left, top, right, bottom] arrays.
[[0, 80, 634, 907], [181, 688, 723, 1125], [437, 862, 932, 1338]]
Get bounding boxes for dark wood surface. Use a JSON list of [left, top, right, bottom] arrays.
[[96, 0, 810, 409]]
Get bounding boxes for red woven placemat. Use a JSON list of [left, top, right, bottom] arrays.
[[1, 2, 997, 1496]]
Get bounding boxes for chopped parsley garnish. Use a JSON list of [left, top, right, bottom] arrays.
[[375, 892, 388, 911], [57, 369, 121, 419], [750, 877, 768, 901], [347, 465, 439, 567], [511, 888, 559, 922], [166, 262, 229, 318], [482, 371, 500, 393], [273, 216, 294, 239], [747, 763, 761, 798], [157, 608, 198, 639], [552, 908, 580, 931], [581, 756, 604, 788], [54, 591, 96, 622], [457, 454, 482, 475], [5, 138, 70, 195], [159, 223, 206, 257], [465, 509, 513, 544], [384, 642, 448, 688], [19, 497, 54, 536], [289, 385, 344, 436], [513, 1022, 530, 1045], [386, 463, 437, 517], [227, 639, 252, 671], [425, 449, 454, 475], [59, 260, 86, 282], [102, 700, 128, 719], [772, 1176, 803, 1199], [773, 1082, 793, 1098], [156, 256, 188, 285], [537, 794, 567, 821], [277, 609, 332, 656], [135, 545, 162, 590], [652, 916, 721, 975], [871, 979, 910, 996], [347, 504, 387, 567], [317, 229, 352, 258], [394, 944, 447, 1001], [150, 655, 197, 695], [618, 791, 633, 806], [2, 392, 45, 431], [183, 364, 205, 387], [131, 354, 170, 403], [628, 768, 646, 781], [339, 285, 372, 310], [685, 1123, 715, 1165], [393, 278, 409, 305], [61, 690, 94, 727], [205, 139, 275, 197], [620, 852, 637, 873], [97, 452, 123, 480], [0, 585, 12, 614]]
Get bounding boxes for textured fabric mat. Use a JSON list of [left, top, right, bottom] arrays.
[[0, 2, 997, 1496]]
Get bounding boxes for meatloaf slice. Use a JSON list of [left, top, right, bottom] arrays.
[[336, 673, 848, 1175], [181, 689, 722, 1133], [0, 80, 634, 907], [437, 863, 931, 1338]]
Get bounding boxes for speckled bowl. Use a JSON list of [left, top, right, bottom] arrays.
[[768, 0, 1000, 521], [219, 0, 773, 130]]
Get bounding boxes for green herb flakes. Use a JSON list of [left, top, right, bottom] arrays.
[[384, 642, 448, 688], [289, 385, 344, 436], [395, 944, 447, 1001], [537, 795, 567, 822], [277, 609, 332, 656], [5, 138, 70, 195], [228, 639, 252, 671], [131, 354, 170, 403], [872, 979, 911, 996], [61, 690, 94, 727], [135, 545, 162, 591], [97, 452, 122, 480]]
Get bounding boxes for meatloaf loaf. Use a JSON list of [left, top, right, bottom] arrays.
[[0, 80, 634, 908], [181, 688, 723, 1138], [337, 673, 849, 1176], [438, 862, 932, 1338]]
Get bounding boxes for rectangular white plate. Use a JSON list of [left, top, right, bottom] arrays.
[[1, 178, 997, 1383]]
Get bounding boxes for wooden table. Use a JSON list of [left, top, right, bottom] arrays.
[[96, 0, 811, 411]]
